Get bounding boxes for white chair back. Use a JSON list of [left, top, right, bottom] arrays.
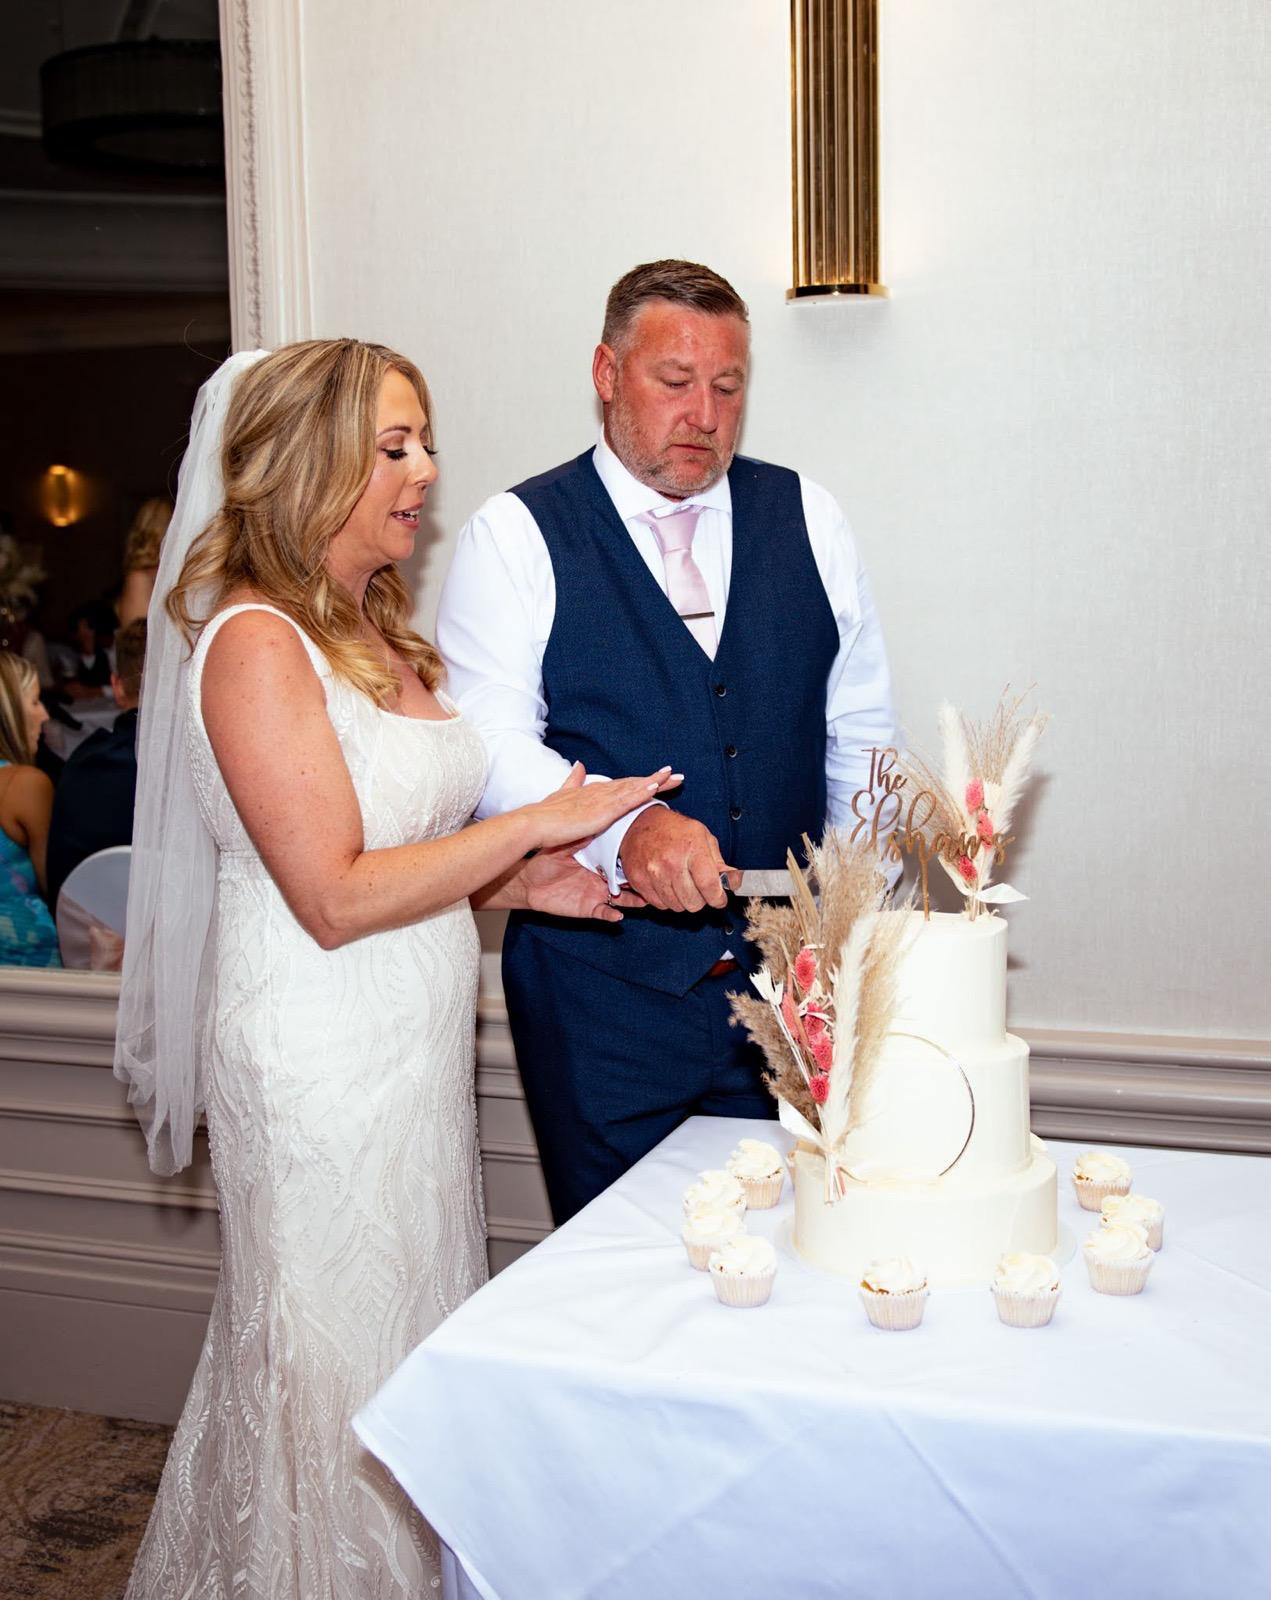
[[57, 845, 131, 970]]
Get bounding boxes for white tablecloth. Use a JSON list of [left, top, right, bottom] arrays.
[[42, 695, 117, 761], [356, 1119, 1271, 1600]]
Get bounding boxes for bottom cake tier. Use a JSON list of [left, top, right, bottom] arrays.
[[792, 1136, 1059, 1289]]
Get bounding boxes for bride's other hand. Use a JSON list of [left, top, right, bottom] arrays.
[[525, 762, 681, 851], [519, 845, 645, 922]]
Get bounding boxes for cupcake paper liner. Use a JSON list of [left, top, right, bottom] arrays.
[[1072, 1174, 1132, 1212], [684, 1237, 727, 1271], [710, 1265, 776, 1308], [859, 1285, 928, 1331], [738, 1171, 784, 1210], [992, 1285, 1061, 1328], [1083, 1252, 1153, 1296]]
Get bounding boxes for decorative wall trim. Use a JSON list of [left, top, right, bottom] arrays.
[[220, 0, 313, 349]]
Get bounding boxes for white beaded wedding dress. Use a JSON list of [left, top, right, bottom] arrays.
[[126, 604, 489, 1598]]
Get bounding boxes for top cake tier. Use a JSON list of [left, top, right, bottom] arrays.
[[892, 910, 1007, 1049]]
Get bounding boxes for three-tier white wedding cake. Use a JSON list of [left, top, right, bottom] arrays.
[[792, 909, 1058, 1287]]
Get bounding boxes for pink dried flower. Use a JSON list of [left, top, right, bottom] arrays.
[[965, 777, 984, 811], [793, 946, 818, 991], [809, 1073, 830, 1105], [811, 1031, 834, 1073], [976, 811, 994, 842], [957, 854, 978, 885], [781, 989, 806, 1047]]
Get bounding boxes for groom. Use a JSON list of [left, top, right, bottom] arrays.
[[437, 259, 898, 1223]]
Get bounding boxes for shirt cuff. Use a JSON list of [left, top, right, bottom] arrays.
[[575, 796, 669, 893]]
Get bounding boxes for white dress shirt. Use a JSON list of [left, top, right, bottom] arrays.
[[436, 435, 899, 892]]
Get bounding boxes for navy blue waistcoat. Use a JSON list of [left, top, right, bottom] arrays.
[[509, 450, 839, 996]]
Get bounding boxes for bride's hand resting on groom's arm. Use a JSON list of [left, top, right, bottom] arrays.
[[472, 760, 680, 923]]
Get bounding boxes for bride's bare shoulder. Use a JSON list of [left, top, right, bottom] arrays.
[[202, 597, 313, 688]]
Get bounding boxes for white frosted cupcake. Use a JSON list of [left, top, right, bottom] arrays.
[[708, 1235, 777, 1307], [681, 1204, 746, 1270], [682, 1169, 746, 1217], [725, 1138, 785, 1209], [1100, 1192, 1165, 1250], [1083, 1221, 1154, 1295], [859, 1257, 929, 1331], [992, 1252, 1061, 1327], [1072, 1150, 1133, 1211]]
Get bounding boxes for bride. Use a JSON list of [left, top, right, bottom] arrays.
[[116, 340, 679, 1597]]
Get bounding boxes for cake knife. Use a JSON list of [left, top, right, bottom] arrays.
[[724, 869, 796, 899]]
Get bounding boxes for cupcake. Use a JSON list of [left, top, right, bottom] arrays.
[[859, 1257, 929, 1331], [682, 1169, 746, 1217], [1083, 1221, 1154, 1295], [991, 1252, 1061, 1327], [1072, 1149, 1133, 1211], [725, 1138, 785, 1209], [1100, 1192, 1165, 1250], [708, 1235, 777, 1307], [681, 1204, 746, 1270]]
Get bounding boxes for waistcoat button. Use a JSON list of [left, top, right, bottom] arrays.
[[714, 683, 727, 697], [729, 805, 743, 821], [724, 743, 737, 758]]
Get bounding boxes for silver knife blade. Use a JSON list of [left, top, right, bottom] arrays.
[[728, 869, 797, 899]]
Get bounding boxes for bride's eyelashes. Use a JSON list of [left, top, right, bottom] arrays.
[[383, 446, 439, 461]]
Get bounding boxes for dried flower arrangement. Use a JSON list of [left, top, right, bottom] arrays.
[[895, 691, 1047, 921], [730, 833, 911, 1201]]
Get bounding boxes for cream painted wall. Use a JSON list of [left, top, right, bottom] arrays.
[[296, 1, 1270, 1040]]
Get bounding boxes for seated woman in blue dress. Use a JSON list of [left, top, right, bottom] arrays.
[[0, 651, 61, 966]]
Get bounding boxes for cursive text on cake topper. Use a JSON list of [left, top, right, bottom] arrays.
[[849, 747, 1014, 918]]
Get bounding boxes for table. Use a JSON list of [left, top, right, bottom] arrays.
[[356, 1119, 1271, 1600], [42, 695, 117, 761]]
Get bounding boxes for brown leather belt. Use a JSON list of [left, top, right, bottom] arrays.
[[705, 957, 740, 979]]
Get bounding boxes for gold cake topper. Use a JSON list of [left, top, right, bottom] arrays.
[[850, 746, 1014, 918], [849, 695, 1047, 920]]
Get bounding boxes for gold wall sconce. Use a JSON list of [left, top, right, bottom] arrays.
[[39, 464, 87, 527], [789, 0, 887, 299]]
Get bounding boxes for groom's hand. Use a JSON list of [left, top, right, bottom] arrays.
[[619, 809, 737, 913]]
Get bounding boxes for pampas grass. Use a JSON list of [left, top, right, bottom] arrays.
[[729, 835, 912, 1159]]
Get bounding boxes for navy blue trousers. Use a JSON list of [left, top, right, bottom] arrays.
[[503, 922, 777, 1224]]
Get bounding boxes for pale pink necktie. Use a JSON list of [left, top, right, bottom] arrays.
[[643, 506, 716, 655]]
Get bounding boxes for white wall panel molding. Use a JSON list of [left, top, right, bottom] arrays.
[[220, 0, 312, 349], [0, 969, 120, 1067], [1028, 1032, 1271, 1154]]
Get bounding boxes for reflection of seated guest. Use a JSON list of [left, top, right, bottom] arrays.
[[118, 497, 173, 628], [0, 650, 60, 966], [61, 604, 115, 697], [48, 619, 145, 910]]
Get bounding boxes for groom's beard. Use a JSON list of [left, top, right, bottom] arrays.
[[605, 405, 734, 500]]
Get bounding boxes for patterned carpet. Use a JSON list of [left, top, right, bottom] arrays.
[[0, 1402, 170, 1600]]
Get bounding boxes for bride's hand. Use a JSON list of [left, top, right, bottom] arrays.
[[526, 762, 682, 851], [519, 846, 646, 922]]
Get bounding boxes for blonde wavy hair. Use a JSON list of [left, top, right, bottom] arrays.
[[123, 497, 174, 574], [0, 651, 38, 765], [168, 338, 442, 702]]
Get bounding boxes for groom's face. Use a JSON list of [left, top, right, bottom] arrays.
[[594, 302, 749, 500]]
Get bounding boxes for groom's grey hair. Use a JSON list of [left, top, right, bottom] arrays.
[[601, 259, 749, 352]]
